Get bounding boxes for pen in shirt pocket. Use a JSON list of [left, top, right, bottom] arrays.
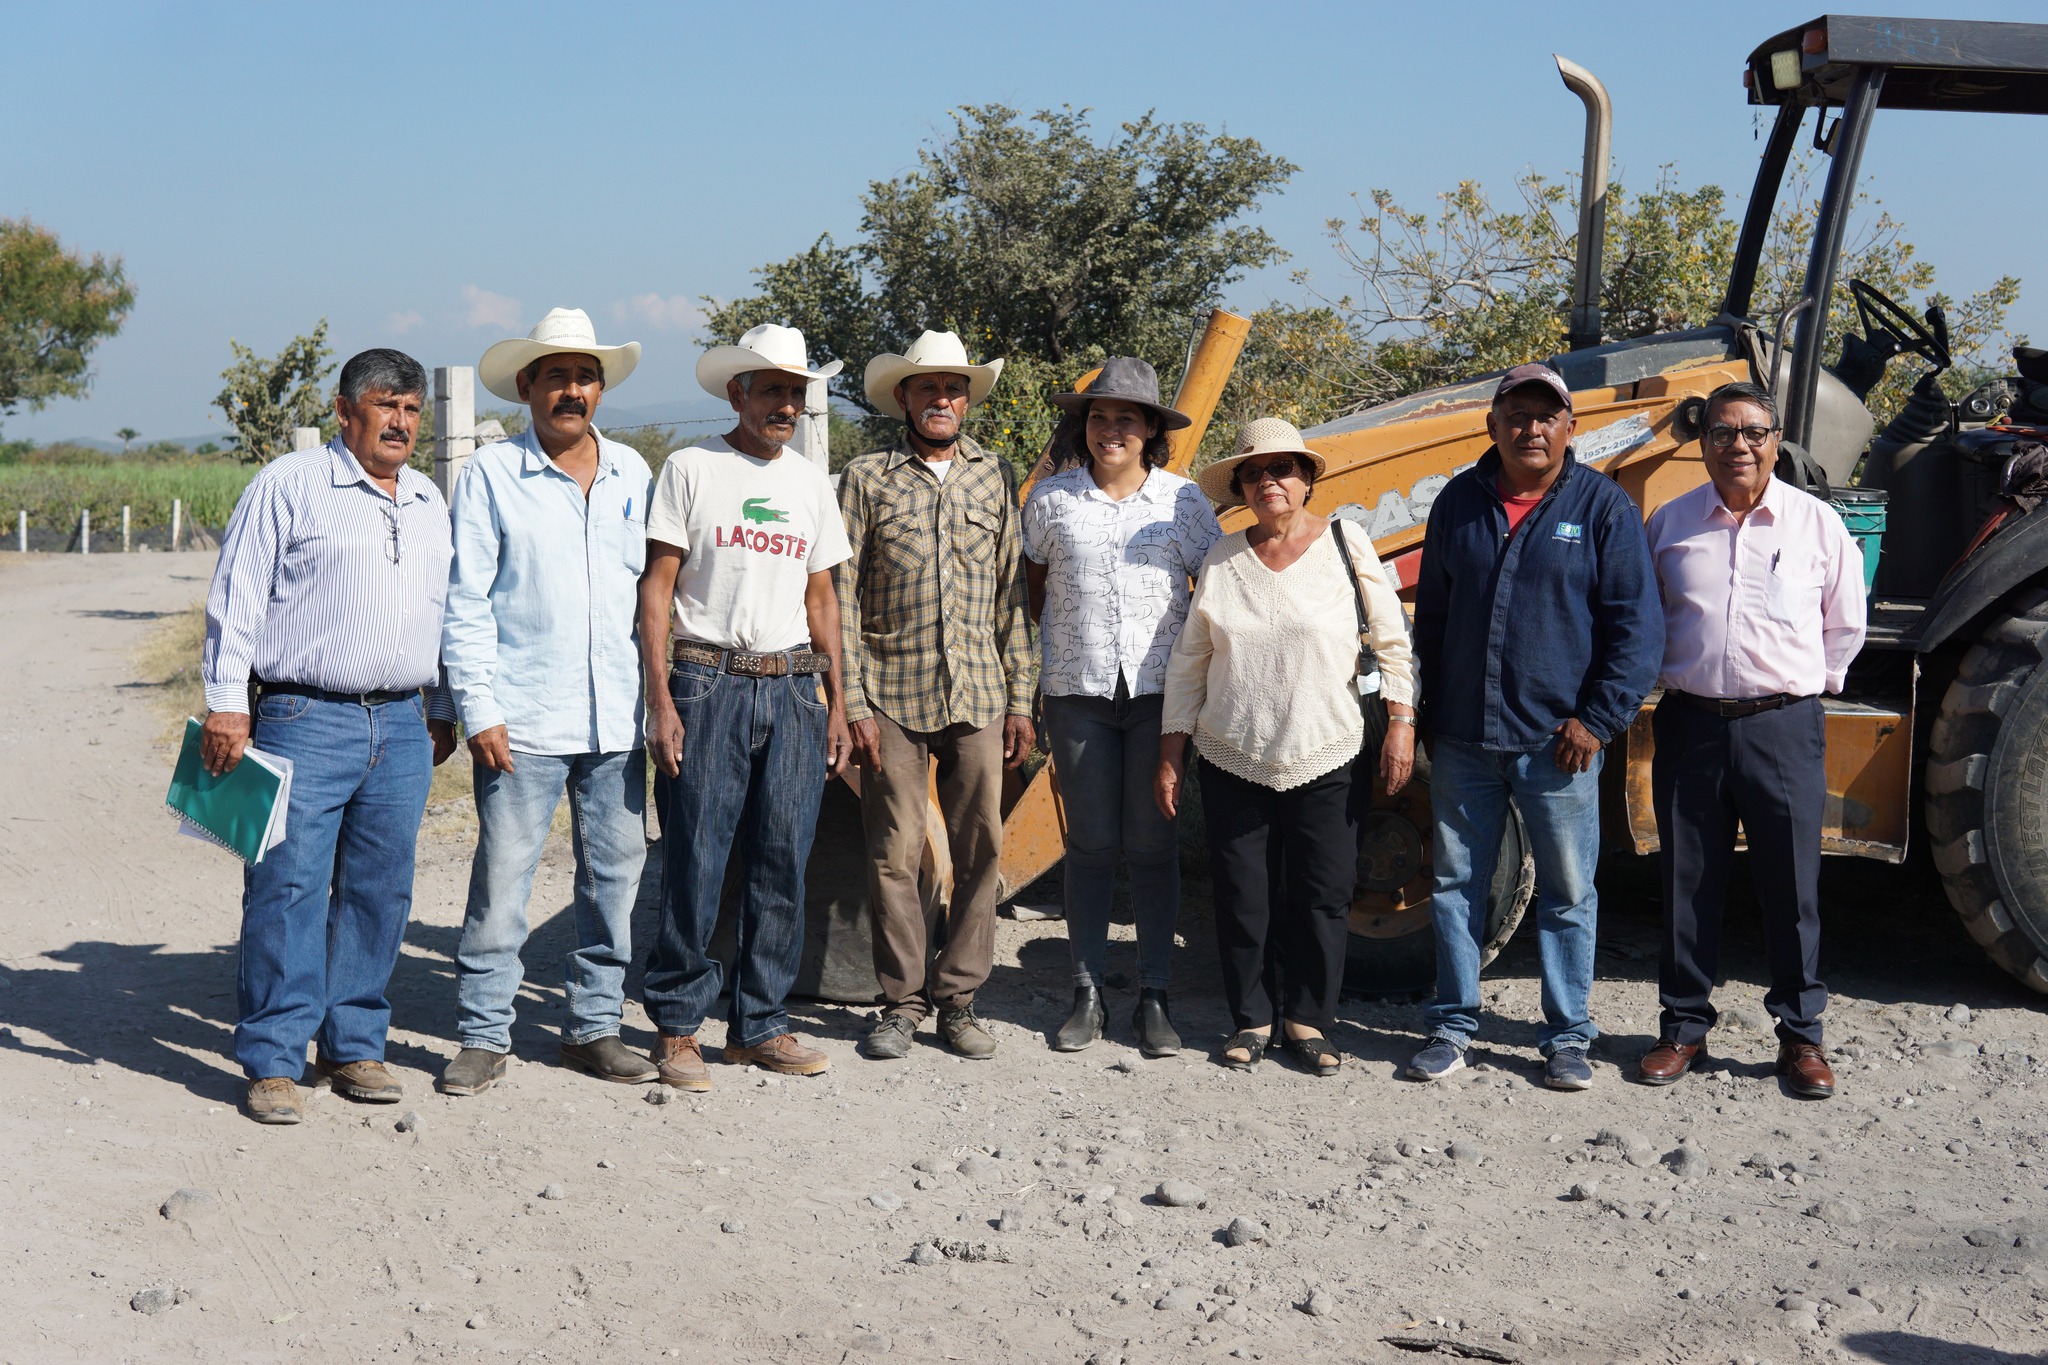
[[624, 498, 633, 520], [1770, 549, 1780, 573]]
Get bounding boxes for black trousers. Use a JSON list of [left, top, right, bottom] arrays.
[[1200, 760, 1359, 1032], [1651, 696, 1828, 1047]]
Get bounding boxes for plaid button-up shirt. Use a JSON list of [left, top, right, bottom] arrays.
[[836, 433, 1035, 731]]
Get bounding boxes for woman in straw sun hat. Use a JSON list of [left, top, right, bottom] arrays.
[[1159, 416, 1416, 1076], [1022, 357, 1221, 1058]]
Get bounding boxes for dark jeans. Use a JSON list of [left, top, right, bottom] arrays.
[[235, 692, 431, 1080], [1042, 691, 1179, 990], [1652, 695, 1827, 1047], [1200, 760, 1358, 1032], [642, 662, 827, 1046]]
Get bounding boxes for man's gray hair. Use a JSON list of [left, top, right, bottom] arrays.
[[339, 349, 428, 403], [737, 371, 755, 395], [1702, 379, 1779, 430]]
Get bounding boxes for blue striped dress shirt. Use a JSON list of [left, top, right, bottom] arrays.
[[202, 438, 456, 718]]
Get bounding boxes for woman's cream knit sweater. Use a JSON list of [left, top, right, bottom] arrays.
[[1161, 524, 1415, 791]]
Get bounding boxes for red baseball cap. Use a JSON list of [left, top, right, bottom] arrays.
[[1493, 363, 1573, 410]]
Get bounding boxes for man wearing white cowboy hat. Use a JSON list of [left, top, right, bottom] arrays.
[[637, 322, 855, 1090], [838, 329, 1034, 1061], [438, 307, 659, 1096]]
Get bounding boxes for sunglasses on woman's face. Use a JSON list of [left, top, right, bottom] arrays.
[[1235, 458, 1300, 486]]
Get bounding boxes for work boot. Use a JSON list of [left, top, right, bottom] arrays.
[[244, 1077, 301, 1125], [864, 1012, 917, 1060], [1053, 984, 1106, 1052], [316, 1057, 403, 1102], [725, 1033, 831, 1076], [938, 1005, 997, 1060], [651, 1033, 711, 1092], [560, 1035, 659, 1085], [438, 1047, 508, 1096], [1132, 988, 1181, 1058]]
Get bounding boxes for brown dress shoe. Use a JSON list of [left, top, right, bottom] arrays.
[[316, 1058, 403, 1102], [724, 1032, 830, 1075], [245, 1077, 302, 1125], [1777, 1041, 1835, 1098], [652, 1033, 711, 1092], [1636, 1039, 1704, 1086]]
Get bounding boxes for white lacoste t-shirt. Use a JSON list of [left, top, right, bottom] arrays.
[[645, 436, 852, 651]]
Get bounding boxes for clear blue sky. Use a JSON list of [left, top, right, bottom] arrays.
[[6, 0, 2041, 443]]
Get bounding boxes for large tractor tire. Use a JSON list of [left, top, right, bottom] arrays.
[[1345, 740, 1537, 996], [1926, 586, 2048, 992]]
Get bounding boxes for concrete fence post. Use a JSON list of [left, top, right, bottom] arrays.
[[293, 427, 322, 453], [433, 366, 476, 498], [123, 505, 132, 552], [170, 499, 182, 552], [797, 376, 831, 472], [17, 510, 25, 553], [81, 509, 90, 556]]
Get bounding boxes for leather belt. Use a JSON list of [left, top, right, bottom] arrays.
[[672, 640, 829, 677], [258, 680, 418, 707], [1671, 690, 1807, 718]]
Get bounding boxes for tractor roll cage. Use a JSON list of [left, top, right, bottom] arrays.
[[1721, 15, 2048, 453]]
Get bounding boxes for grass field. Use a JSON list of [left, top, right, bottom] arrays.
[[0, 462, 254, 535]]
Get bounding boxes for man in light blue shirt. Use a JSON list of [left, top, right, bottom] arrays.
[[438, 308, 657, 1095]]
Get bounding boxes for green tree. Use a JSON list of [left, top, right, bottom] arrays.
[[115, 426, 138, 452], [213, 321, 335, 464], [0, 218, 135, 418], [706, 105, 1297, 475]]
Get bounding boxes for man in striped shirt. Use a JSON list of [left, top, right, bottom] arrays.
[[201, 349, 459, 1125]]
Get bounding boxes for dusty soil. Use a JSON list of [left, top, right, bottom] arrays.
[[3, 550, 2045, 1365]]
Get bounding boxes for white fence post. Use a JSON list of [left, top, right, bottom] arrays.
[[122, 505, 131, 553], [170, 499, 182, 552], [796, 376, 831, 472], [293, 426, 322, 453], [81, 509, 90, 555], [16, 510, 24, 553], [433, 366, 476, 498]]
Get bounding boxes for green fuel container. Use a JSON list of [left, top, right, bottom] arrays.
[[1829, 486, 1888, 592]]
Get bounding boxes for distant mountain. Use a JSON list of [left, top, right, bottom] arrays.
[[590, 395, 732, 436]]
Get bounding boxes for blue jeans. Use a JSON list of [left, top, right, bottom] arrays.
[[454, 749, 647, 1052], [1425, 734, 1601, 1055], [1042, 691, 1179, 990], [642, 662, 827, 1045], [235, 693, 432, 1080]]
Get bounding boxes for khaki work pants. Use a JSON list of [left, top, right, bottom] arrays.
[[861, 713, 1004, 1019]]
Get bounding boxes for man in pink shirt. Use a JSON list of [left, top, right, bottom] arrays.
[[1637, 381, 1866, 1099]]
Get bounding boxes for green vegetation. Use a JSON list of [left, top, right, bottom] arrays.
[[214, 320, 336, 463], [0, 458, 254, 531], [0, 218, 134, 419]]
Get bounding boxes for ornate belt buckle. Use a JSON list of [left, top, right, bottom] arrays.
[[729, 651, 765, 677]]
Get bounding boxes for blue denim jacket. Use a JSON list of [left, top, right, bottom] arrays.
[[1414, 446, 1662, 751]]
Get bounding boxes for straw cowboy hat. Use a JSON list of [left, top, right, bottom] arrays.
[[1198, 416, 1329, 509], [478, 307, 642, 403], [696, 323, 843, 399], [1048, 355, 1191, 431], [863, 330, 1005, 418]]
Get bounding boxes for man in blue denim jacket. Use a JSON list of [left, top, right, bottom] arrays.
[[1406, 364, 1662, 1091]]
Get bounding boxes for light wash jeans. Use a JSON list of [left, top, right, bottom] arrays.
[[236, 692, 432, 1080], [1425, 734, 1602, 1055], [454, 748, 647, 1052], [1042, 691, 1179, 991]]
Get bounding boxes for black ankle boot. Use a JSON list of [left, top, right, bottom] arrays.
[[1054, 984, 1106, 1051], [1133, 988, 1181, 1057]]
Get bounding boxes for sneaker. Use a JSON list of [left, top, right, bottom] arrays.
[[864, 1013, 917, 1060], [1544, 1045, 1594, 1091], [438, 1047, 508, 1096], [724, 1032, 830, 1076], [244, 1077, 301, 1125], [560, 1035, 660, 1084], [316, 1057, 403, 1102], [651, 1033, 711, 1092], [1405, 1037, 1467, 1082], [938, 1005, 997, 1060]]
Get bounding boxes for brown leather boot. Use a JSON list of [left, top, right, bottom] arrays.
[[724, 1033, 830, 1076], [1777, 1041, 1835, 1099], [1636, 1040, 1704, 1086], [244, 1077, 302, 1125], [316, 1058, 403, 1102], [651, 1033, 711, 1092]]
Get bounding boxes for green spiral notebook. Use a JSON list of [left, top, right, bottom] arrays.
[[164, 717, 293, 865]]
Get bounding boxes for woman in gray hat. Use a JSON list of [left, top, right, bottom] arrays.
[[1157, 417, 1415, 1075], [1022, 357, 1222, 1056]]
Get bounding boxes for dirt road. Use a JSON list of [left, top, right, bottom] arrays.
[[2, 550, 2044, 1364]]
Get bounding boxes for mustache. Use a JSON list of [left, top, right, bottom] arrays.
[[919, 406, 955, 422], [551, 399, 588, 417]]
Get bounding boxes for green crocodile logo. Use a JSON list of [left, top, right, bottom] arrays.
[[741, 497, 789, 525]]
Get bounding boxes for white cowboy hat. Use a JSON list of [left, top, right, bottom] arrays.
[[478, 307, 641, 403], [862, 330, 1005, 418], [695, 323, 843, 399], [1198, 416, 1330, 509]]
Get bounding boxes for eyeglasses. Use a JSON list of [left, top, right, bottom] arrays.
[[1235, 458, 1301, 486], [379, 502, 403, 564], [1705, 424, 1779, 450]]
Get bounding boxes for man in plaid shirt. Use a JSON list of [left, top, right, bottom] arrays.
[[838, 330, 1036, 1060]]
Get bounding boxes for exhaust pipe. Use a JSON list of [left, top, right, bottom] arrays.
[[1556, 55, 1612, 352]]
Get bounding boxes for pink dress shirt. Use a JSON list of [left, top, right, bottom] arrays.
[[1646, 476, 1868, 699]]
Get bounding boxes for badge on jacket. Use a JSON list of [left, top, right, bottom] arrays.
[[1553, 521, 1584, 543]]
